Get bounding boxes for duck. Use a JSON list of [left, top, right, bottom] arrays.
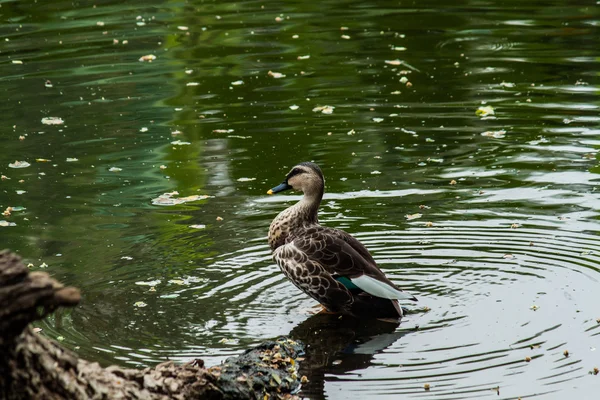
[[267, 162, 417, 320]]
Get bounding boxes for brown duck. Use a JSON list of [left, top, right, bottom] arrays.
[[267, 162, 417, 320]]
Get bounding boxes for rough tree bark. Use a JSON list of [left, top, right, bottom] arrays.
[[0, 250, 304, 400]]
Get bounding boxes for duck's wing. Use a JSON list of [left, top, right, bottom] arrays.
[[273, 240, 354, 311], [294, 227, 417, 302]]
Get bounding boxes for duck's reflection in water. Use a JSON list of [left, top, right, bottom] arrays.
[[289, 314, 407, 398]]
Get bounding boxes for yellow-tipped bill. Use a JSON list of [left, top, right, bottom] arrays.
[[267, 189, 274, 195]]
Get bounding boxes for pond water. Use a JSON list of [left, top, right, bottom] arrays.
[[1, 0, 599, 398]]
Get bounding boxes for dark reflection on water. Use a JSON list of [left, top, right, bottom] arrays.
[[1, 0, 600, 398], [290, 314, 405, 399]]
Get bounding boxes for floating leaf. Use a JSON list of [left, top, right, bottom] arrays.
[[312, 105, 335, 114], [476, 105, 495, 117], [481, 130, 506, 138], [138, 54, 156, 62], [135, 280, 161, 286], [268, 71, 286, 79], [151, 191, 211, 206], [41, 117, 64, 125], [8, 161, 30, 168]]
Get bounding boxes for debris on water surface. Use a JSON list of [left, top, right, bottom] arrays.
[[189, 224, 206, 229], [476, 105, 495, 117], [41, 117, 64, 125], [186, 82, 199, 86], [0, 220, 16, 227], [592, 367, 599, 375], [425, 221, 433, 227], [45, 80, 53, 88], [140, 127, 148, 132], [511, 223, 519, 229], [159, 165, 167, 170], [563, 350, 569, 357], [66, 158, 78, 162], [134, 301, 147, 307], [135, 279, 160, 286], [216, 216, 224, 221], [213, 129, 234, 133], [9, 160, 30, 168], [372, 117, 384, 123], [297, 55, 310, 60], [530, 304, 539, 311], [341, 35, 351, 39], [268, 71, 286, 79], [449, 179, 457, 185], [405, 213, 422, 220], [423, 383, 430, 391], [108, 167, 122, 172], [231, 80, 244, 86], [171, 140, 191, 145], [151, 191, 211, 206], [371, 170, 381, 175], [524, 356, 532, 362], [312, 105, 335, 114], [36, 158, 51, 162], [289, 105, 299, 110], [177, 26, 188, 30], [481, 130, 506, 138], [503, 254, 515, 259], [300, 376, 309, 384], [12, 60, 23, 64], [237, 177, 256, 182], [138, 54, 156, 62]]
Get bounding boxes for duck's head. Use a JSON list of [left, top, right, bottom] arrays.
[[268, 162, 324, 197]]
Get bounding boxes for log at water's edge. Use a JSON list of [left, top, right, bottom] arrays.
[[0, 250, 304, 400]]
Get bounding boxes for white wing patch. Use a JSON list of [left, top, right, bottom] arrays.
[[351, 275, 415, 300]]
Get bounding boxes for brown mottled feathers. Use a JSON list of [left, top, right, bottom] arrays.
[[273, 226, 409, 317]]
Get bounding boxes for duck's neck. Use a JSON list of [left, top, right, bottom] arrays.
[[269, 189, 323, 250]]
